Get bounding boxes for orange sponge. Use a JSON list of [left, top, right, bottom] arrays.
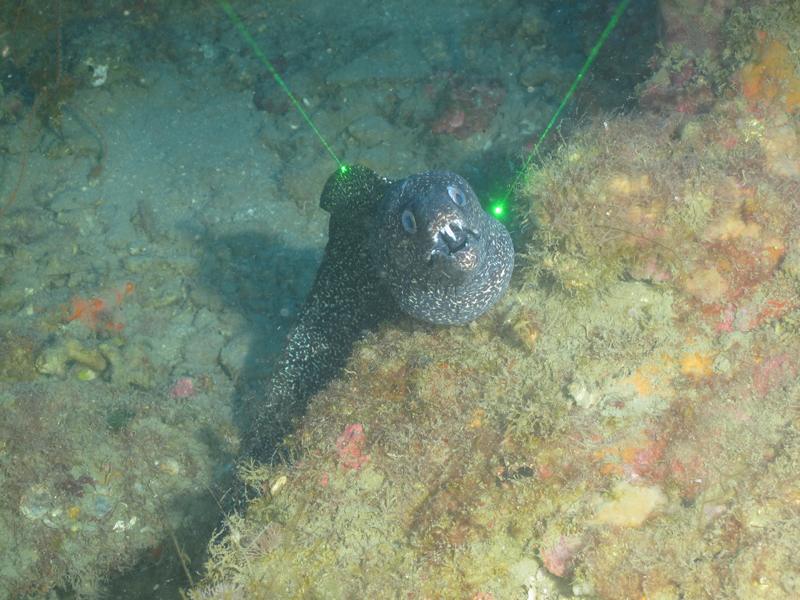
[[63, 282, 134, 331], [738, 37, 800, 113]]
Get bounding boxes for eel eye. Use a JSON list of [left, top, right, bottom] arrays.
[[447, 185, 467, 207], [401, 209, 416, 234]]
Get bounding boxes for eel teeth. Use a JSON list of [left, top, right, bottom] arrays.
[[431, 219, 475, 258]]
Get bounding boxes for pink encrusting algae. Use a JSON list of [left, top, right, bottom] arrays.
[[335, 424, 370, 469], [169, 377, 198, 399]]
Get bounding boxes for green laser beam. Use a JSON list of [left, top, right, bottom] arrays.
[[215, 0, 343, 170], [217, 0, 632, 201], [500, 0, 634, 204]]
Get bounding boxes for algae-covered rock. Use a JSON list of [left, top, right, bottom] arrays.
[[0, 331, 38, 381], [100, 340, 158, 389], [194, 31, 800, 600], [35, 337, 108, 378], [0, 375, 230, 598], [35, 339, 71, 378]]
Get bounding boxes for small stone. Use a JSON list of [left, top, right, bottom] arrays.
[[158, 457, 181, 475], [270, 475, 288, 496], [35, 343, 70, 378], [347, 116, 394, 148], [65, 338, 107, 373], [20, 484, 53, 520], [520, 64, 555, 88], [592, 482, 668, 527]]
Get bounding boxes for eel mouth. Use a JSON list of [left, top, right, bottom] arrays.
[[429, 219, 476, 260]]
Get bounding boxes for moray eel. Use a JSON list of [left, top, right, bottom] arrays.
[[242, 165, 513, 463], [373, 168, 514, 325]]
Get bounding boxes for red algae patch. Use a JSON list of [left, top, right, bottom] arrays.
[[335, 423, 371, 469], [62, 282, 134, 332]]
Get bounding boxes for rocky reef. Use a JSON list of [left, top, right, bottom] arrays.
[[190, 2, 800, 599]]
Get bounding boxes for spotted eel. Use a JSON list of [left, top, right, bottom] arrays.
[[242, 165, 514, 463]]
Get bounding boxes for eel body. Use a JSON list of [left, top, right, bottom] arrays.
[[242, 166, 513, 463]]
